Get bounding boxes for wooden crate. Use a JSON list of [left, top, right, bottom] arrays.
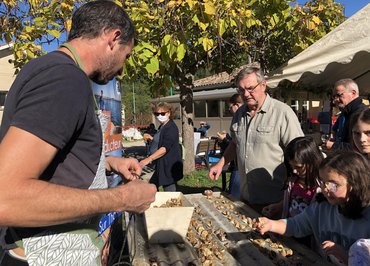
[[144, 192, 194, 243]]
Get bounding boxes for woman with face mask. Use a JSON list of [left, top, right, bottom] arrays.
[[140, 102, 183, 191]]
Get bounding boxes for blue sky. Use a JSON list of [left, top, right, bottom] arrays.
[[334, 0, 369, 17], [298, 0, 369, 17]]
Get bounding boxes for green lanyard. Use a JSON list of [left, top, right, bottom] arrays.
[[60, 43, 99, 114]]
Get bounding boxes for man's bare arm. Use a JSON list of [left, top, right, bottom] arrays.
[[221, 139, 237, 165], [0, 126, 156, 227], [209, 139, 237, 180]]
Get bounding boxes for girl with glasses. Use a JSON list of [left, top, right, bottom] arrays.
[[255, 151, 370, 265]]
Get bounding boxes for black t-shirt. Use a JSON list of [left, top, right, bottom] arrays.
[[0, 51, 101, 189]]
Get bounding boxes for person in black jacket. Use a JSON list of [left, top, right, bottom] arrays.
[[216, 93, 243, 198], [331, 78, 367, 150], [140, 102, 183, 191]]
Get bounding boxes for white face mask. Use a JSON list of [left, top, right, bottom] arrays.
[[156, 114, 169, 123]]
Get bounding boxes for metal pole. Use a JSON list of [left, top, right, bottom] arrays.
[[170, 75, 173, 96], [133, 83, 136, 124]]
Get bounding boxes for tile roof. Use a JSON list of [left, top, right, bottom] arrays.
[[193, 71, 233, 88], [193, 63, 260, 89]]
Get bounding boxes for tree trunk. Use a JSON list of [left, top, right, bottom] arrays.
[[180, 87, 195, 175], [175, 66, 195, 175]]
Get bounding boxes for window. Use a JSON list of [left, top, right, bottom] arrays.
[[222, 100, 232, 117], [290, 100, 299, 112], [194, 101, 206, 117], [173, 103, 181, 119], [207, 100, 219, 117], [0, 91, 7, 109]]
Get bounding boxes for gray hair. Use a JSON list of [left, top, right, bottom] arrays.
[[236, 67, 265, 87], [334, 79, 359, 95], [68, 0, 135, 45]]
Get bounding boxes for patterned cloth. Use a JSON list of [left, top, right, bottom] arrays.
[[21, 111, 108, 265], [349, 239, 370, 266]]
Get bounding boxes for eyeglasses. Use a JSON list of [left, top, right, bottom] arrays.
[[332, 92, 344, 98], [315, 178, 340, 193], [237, 82, 261, 94], [153, 112, 167, 116]]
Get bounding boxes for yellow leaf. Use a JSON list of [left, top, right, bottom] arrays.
[[64, 19, 72, 33], [113, 0, 122, 7], [26, 49, 35, 59], [186, 0, 194, 9], [204, 2, 216, 15], [218, 19, 226, 36], [245, 10, 253, 18], [61, 3, 69, 8], [162, 35, 171, 46], [24, 26, 32, 33], [16, 50, 23, 59], [19, 34, 30, 40], [202, 38, 214, 51], [47, 29, 60, 38], [307, 20, 316, 30], [312, 15, 321, 25], [199, 22, 209, 31], [167, 1, 176, 8], [145, 57, 159, 75], [176, 44, 186, 61]]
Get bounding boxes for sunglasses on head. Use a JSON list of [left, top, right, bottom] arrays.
[[154, 112, 167, 116]]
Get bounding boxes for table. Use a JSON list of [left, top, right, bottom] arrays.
[[127, 192, 332, 266]]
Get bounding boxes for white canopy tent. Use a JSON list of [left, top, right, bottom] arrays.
[[266, 4, 370, 96]]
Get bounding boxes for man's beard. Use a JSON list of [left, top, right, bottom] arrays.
[[91, 71, 109, 85]]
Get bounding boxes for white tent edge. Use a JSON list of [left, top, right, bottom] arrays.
[[266, 3, 370, 95]]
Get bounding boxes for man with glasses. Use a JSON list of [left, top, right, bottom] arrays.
[[327, 79, 367, 150], [209, 66, 303, 213]]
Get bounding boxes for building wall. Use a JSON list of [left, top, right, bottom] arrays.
[[0, 45, 16, 123]]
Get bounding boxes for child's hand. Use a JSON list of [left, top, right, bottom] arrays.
[[322, 240, 348, 264], [253, 217, 272, 235]]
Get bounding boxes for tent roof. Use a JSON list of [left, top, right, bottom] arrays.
[[266, 4, 370, 95]]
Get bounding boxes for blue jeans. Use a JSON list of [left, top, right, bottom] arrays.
[[228, 170, 240, 199]]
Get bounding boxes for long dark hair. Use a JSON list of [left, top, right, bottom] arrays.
[[318, 151, 370, 219], [284, 136, 324, 189]]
